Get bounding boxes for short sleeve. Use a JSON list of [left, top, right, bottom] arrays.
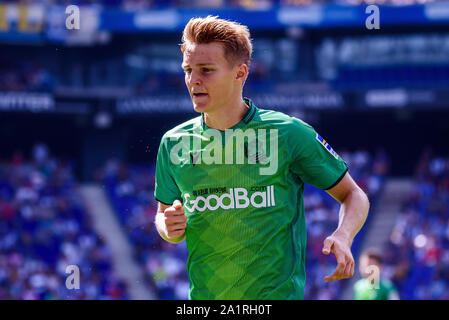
[[289, 118, 348, 190], [154, 134, 182, 205]]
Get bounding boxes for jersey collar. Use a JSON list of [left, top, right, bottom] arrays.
[[200, 97, 257, 131]]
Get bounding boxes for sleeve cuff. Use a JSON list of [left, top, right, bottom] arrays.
[[155, 197, 172, 206], [324, 167, 348, 190]]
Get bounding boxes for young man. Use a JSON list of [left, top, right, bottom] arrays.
[[353, 248, 399, 300], [154, 16, 370, 300]]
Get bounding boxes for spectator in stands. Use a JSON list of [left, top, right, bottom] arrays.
[[353, 247, 400, 300]]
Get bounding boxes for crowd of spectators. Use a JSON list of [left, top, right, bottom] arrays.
[[383, 150, 449, 300], [96, 149, 388, 300], [0, 61, 54, 93], [0, 144, 129, 299]]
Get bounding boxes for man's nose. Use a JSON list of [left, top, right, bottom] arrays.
[[189, 70, 202, 85]]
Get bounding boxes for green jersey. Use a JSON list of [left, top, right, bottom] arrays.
[[354, 278, 399, 300], [154, 98, 347, 300]]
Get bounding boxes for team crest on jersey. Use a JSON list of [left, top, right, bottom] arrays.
[[189, 150, 201, 166], [316, 133, 339, 159], [243, 140, 268, 164]]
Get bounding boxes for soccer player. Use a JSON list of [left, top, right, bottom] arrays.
[[353, 248, 399, 300], [154, 16, 370, 299]]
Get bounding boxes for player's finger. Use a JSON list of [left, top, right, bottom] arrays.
[[167, 222, 187, 232], [165, 215, 187, 225], [335, 252, 347, 275], [164, 205, 185, 216], [322, 238, 334, 255], [324, 263, 345, 282], [343, 261, 353, 278], [324, 271, 337, 282], [324, 265, 345, 282], [351, 261, 355, 278], [166, 229, 185, 238], [173, 199, 182, 209], [324, 253, 347, 282]]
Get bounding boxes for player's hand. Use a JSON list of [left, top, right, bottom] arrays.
[[162, 200, 187, 239], [322, 232, 354, 282]]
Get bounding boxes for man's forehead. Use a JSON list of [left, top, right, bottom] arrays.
[[182, 42, 227, 64]]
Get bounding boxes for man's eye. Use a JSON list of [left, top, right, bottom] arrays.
[[184, 69, 192, 74], [202, 68, 212, 73]]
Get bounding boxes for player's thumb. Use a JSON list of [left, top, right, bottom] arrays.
[[322, 238, 333, 255], [173, 199, 182, 209]]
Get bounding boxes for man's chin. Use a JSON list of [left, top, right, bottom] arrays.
[[192, 102, 210, 113]]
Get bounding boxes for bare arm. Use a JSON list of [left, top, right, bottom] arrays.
[[155, 200, 187, 244], [321, 171, 370, 282], [326, 171, 370, 246]]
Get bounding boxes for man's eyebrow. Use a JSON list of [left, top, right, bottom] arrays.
[[181, 63, 216, 68]]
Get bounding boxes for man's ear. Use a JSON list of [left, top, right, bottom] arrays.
[[236, 63, 248, 82]]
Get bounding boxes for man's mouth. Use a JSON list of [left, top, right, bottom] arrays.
[[193, 93, 208, 97]]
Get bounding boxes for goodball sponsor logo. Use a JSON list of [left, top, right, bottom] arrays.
[[183, 186, 276, 213]]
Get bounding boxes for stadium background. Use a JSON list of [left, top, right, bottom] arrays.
[[1, 0, 448, 300]]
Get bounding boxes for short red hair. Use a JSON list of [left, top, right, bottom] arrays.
[[181, 15, 253, 69]]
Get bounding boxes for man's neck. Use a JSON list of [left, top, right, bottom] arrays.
[[204, 98, 249, 131]]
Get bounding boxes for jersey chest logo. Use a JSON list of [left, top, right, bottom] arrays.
[[183, 185, 276, 213]]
